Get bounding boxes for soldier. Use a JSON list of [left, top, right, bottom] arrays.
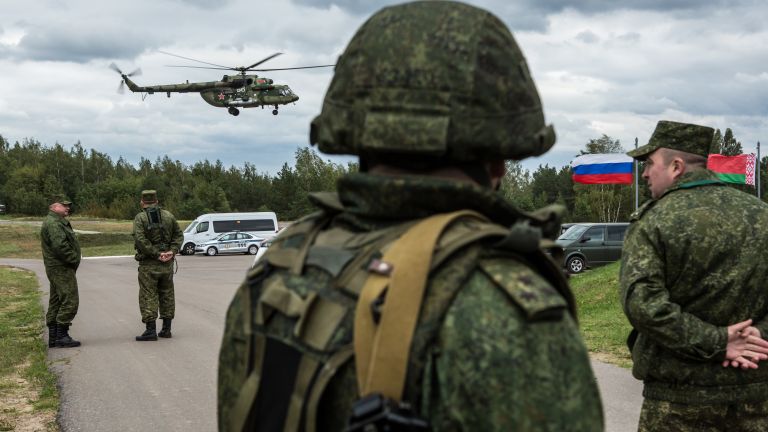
[[217, 2, 604, 431], [41, 194, 82, 348], [132, 190, 183, 341], [621, 120, 768, 431]]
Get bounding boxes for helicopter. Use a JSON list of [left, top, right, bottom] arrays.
[[110, 51, 334, 116]]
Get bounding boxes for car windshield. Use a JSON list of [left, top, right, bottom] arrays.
[[558, 224, 590, 240], [215, 233, 233, 240], [184, 221, 198, 233]]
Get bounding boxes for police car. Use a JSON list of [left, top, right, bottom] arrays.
[[251, 238, 272, 267], [195, 231, 264, 256]]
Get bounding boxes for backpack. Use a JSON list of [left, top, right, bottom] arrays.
[[222, 198, 574, 432]]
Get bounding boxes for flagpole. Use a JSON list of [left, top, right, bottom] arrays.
[[758, 141, 762, 200], [634, 137, 639, 211]]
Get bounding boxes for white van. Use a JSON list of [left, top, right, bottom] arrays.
[[181, 212, 278, 255]]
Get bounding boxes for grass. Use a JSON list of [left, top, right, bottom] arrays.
[[0, 216, 191, 259], [0, 266, 59, 431], [570, 261, 634, 368]]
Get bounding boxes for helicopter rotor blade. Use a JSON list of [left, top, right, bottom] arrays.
[[165, 65, 231, 71], [127, 68, 142, 78], [249, 64, 336, 72], [158, 50, 234, 70], [117, 80, 125, 94], [109, 62, 123, 75], [244, 52, 283, 70]]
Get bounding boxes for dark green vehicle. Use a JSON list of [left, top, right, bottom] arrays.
[[556, 223, 630, 274]]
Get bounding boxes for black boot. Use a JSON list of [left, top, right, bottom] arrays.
[[135, 321, 158, 341], [55, 324, 81, 348], [158, 319, 172, 339], [48, 324, 57, 348]]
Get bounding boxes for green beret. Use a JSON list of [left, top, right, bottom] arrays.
[[628, 120, 715, 160], [141, 190, 158, 203]]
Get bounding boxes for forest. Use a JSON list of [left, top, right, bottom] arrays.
[[0, 128, 760, 223]]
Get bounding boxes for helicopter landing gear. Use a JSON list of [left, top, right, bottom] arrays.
[[272, 105, 279, 115], [228, 107, 240, 116]]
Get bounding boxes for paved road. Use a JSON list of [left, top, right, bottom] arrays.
[[2, 256, 642, 432]]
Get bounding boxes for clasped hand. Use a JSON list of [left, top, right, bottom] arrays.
[[158, 251, 174, 263], [723, 319, 768, 369]]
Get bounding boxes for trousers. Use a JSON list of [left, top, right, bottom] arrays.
[[639, 398, 768, 432], [138, 261, 175, 323], [45, 265, 79, 325]]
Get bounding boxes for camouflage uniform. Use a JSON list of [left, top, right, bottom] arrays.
[[218, 2, 603, 431], [218, 174, 604, 431], [132, 193, 183, 324], [621, 121, 768, 430], [41, 207, 81, 326]]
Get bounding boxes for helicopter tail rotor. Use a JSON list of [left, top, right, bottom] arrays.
[[109, 63, 142, 94]]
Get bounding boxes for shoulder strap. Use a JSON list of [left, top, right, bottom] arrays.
[[353, 210, 489, 402]]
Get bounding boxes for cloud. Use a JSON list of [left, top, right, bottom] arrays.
[[13, 27, 152, 62], [173, 0, 235, 9], [1, 0, 767, 179]]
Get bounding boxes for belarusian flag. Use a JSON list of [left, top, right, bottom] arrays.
[[707, 153, 756, 185]]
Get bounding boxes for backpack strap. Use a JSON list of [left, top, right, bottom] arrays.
[[228, 265, 269, 432], [353, 210, 489, 402]]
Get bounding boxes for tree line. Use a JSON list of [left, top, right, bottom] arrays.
[[0, 135, 354, 221], [0, 129, 760, 223]]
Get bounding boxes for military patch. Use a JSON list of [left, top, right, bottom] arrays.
[[478, 257, 566, 321]]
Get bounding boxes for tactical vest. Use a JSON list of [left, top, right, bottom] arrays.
[[134, 206, 171, 261], [225, 199, 575, 432]]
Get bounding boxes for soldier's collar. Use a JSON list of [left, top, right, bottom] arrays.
[[658, 169, 723, 200]]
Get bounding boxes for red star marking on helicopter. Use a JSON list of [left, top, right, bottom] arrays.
[[218, 92, 225, 101]]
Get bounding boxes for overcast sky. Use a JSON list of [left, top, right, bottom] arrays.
[[1, 0, 766, 175]]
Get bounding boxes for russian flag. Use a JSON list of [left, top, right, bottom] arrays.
[[571, 154, 634, 184]]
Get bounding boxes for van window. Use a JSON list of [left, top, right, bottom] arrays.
[[212, 219, 275, 233], [196, 221, 210, 233], [584, 226, 604, 242], [607, 225, 628, 241], [559, 225, 589, 240]]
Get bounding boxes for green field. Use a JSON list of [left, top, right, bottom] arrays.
[[570, 262, 633, 367], [0, 217, 191, 259], [0, 266, 58, 431]]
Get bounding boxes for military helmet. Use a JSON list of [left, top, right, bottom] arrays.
[[310, 0, 555, 162]]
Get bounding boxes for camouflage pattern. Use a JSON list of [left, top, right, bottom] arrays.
[[41, 210, 81, 326], [638, 398, 768, 432], [217, 172, 604, 431], [137, 261, 175, 322], [620, 169, 768, 406], [44, 265, 79, 326], [49, 194, 73, 205], [310, 1, 556, 162], [140, 189, 157, 203], [132, 206, 183, 259], [628, 120, 715, 160], [132, 206, 183, 323], [121, 74, 300, 110]]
